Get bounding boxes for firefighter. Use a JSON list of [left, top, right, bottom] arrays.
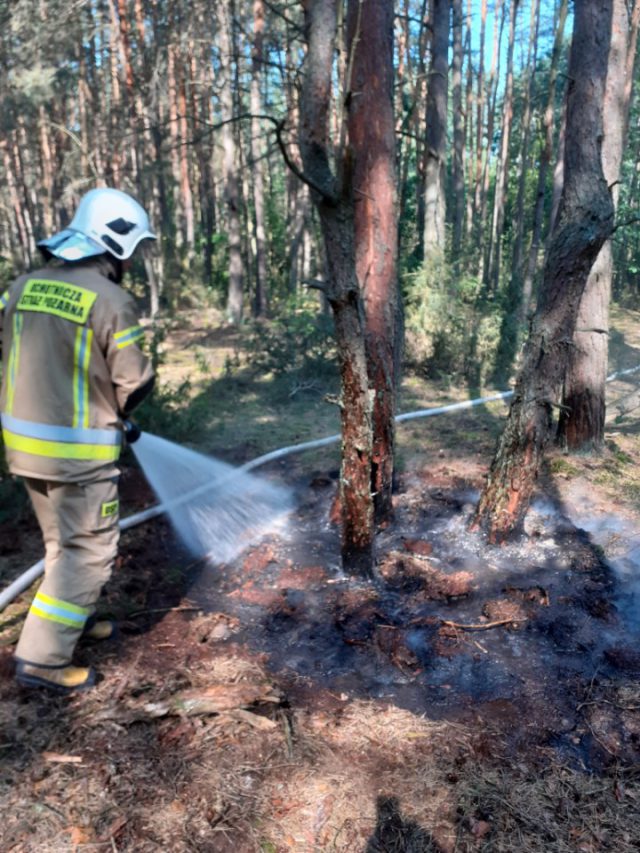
[[0, 188, 156, 692]]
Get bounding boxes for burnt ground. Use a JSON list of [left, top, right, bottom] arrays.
[[2, 306, 640, 852], [2, 448, 640, 852]]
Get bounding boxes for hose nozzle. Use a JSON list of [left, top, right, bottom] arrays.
[[122, 418, 141, 444]]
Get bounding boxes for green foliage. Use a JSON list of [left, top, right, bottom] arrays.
[[134, 379, 202, 445], [605, 440, 633, 466], [244, 298, 337, 379], [404, 255, 502, 384], [8, 64, 56, 105], [264, 178, 289, 296], [0, 257, 13, 291], [548, 457, 578, 478], [144, 322, 169, 372], [178, 232, 229, 308]]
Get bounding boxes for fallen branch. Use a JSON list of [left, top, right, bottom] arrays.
[[609, 388, 640, 420], [221, 708, 277, 731], [87, 682, 281, 726], [42, 751, 83, 764], [440, 618, 527, 631], [576, 698, 640, 713], [127, 606, 201, 619]]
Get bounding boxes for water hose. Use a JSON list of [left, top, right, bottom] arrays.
[[1, 372, 638, 613]]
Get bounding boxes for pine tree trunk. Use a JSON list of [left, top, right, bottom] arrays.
[[472, 0, 487, 245], [423, 0, 449, 255], [177, 69, 196, 258], [492, 0, 540, 381], [486, 0, 519, 292], [250, 0, 269, 317], [2, 140, 32, 267], [464, 0, 474, 243], [298, 0, 374, 575], [520, 0, 569, 326], [167, 42, 185, 250], [197, 30, 219, 289], [510, 0, 540, 288], [558, 0, 640, 451], [106, 0, 123, 186], [473, 0, 615, 543], [451, 0, 464, 256], [347, 0, 399, 525], [219, 0, 245, 324], [478, 0, 505, 278]]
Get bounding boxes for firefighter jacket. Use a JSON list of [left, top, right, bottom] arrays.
[[0, 260, 154, 482]]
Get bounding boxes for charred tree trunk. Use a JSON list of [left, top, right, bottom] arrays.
[[298, 0, 374, 575], [473, 0, 615, 543], [347, 0, 399, 525], [558, 0, 640, 451]]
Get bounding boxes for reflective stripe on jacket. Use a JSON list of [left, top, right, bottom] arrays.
[[0, 261, 154, 482]]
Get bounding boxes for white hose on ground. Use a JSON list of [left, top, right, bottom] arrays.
[[0, 375, 634, 612]]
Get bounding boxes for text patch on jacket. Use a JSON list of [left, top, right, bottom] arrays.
[[17, 279, 98, 324]]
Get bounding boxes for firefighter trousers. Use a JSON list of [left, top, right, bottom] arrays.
[[15, 476, 120, 668]]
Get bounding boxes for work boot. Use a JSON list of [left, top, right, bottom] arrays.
[[83, 618, 116, 641], [15, 662, 96, 693]]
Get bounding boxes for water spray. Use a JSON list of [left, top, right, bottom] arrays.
[[2, 371, 639, 613]]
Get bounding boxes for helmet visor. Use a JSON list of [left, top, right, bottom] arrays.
[[38, 229, 105, 262]]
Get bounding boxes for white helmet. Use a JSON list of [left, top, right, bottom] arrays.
[[39, 188, 156, 262]]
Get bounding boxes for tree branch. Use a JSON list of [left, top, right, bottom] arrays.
[[127, 109, 336, 202], [273, 120, 336, 202], [612, 215, 640, 233], [301, 278, 328, 292]]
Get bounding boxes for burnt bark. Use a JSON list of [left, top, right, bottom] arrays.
[[473, 0, 615, 543], [299, 0, 374, 576], [347, 0, 399, 525]]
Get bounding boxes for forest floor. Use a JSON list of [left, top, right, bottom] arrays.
[[2, 307, 640, 851]]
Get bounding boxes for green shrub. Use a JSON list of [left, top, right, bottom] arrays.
[[134, 379, 201, 444], [244, 297, 337, 378], [404, 255, 502, 384], [0, 257, 13, 291]]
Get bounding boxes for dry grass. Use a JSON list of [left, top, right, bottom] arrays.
[[452, 763, 640, 852]]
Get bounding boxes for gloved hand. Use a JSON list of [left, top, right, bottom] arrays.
[[122, 418, 142, 444]]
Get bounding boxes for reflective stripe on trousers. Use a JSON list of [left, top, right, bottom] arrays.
[[15, 477, 120, 667]]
